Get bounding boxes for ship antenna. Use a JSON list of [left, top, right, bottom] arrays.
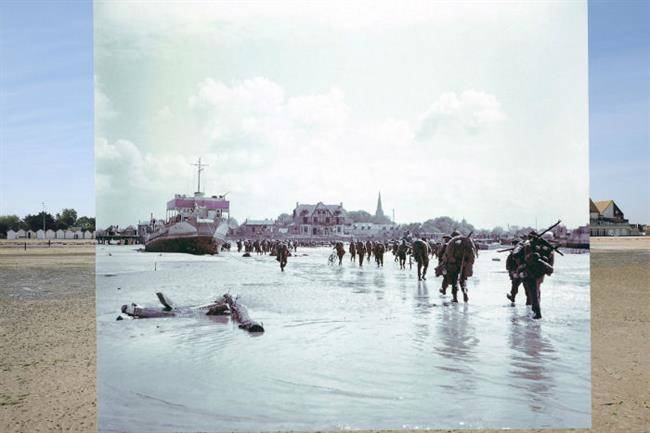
[[192, 157, 209, 194]]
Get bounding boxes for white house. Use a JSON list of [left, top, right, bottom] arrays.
[[346, 222, 398, 237], [6, 229, 17, 240], [590, 198, 636, 236], [55, 229, 65, 239], [83, 230, 94, 239], [36, 229, 45, 239], [45, 229, 56, 239], [64, 230, 83, 239]]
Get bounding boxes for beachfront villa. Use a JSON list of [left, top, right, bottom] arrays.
[[589, 199, 642, 236], [289, 202, 349, 237], [237, 219, 276, 237]]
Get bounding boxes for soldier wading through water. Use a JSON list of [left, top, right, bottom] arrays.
[[412, 237, 430, 281], [276, 242, 289, 272], [435, 234, 452, 294], [440, 231, 476, 303], [373, 241, 385, 267], [503, 223, 561, 319], [356, 241, 366, 267], [334, 241, 346, 266], [506, 239, 529, 305]]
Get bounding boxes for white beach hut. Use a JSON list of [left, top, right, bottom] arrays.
[[16, 229, 26, 239], [6, 229, 17, 240], [45, 229, 56, 239], [83, 230, 93, 239], [64, 230, 75, 239], [26, 230, 36, 239], [55, 229, 65, 239], [36, 229, 45, 239]]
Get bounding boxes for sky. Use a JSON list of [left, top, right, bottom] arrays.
[[0, 1, 94, 218], [589, 0, 650, 224], [2, 1, 646, 228], [94, 1, 589, 229]]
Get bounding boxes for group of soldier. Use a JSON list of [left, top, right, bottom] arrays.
[[334, 232, 476, 304], [236, 238, 299, 256], [234, 239, 296, 272], [332, 222, 559, 319], [231, 221, 560, 319]]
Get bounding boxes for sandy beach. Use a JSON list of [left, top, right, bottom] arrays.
[[1, 237, 648, 433], [0, 241, 96, 433]]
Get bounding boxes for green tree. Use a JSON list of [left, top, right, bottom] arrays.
[[276, 213, 292, 226], [76, 216, 96, 231], [23, 212, 56, 232], [347, 210, 373, 223], [55, 208, 78, 229], [0, 215, 24, 237], [491, 226, 505, 238]]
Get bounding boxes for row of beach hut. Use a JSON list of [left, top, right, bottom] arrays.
[[5, 229, 95, 240]]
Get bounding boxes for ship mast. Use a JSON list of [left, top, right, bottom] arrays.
[[192, 157, 209, 196]]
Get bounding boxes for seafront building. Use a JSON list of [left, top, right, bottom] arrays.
[[288, 202, 349, 237], [237, 219, 276, 237], [589, 198, 643, 236]]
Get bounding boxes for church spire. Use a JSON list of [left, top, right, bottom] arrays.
[[375, 191, 385, 219]]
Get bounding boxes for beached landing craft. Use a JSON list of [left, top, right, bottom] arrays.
[[143, 158, 230, 255]]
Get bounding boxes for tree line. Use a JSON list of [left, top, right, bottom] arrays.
[[0, 209, 95, 238]]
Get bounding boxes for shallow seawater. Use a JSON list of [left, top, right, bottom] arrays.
[[97, 245, 591, 432]]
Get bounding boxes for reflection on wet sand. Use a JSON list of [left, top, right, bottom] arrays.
[[98, 246, 590, 432], [434, 304, 479, 393], [508, 310, 556, 413]]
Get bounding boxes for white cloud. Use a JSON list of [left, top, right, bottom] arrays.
[[94, 75, 116, 132], [97, 77, 516, 227], [95, 1, 589, 228], [416, 90, 506, 140]]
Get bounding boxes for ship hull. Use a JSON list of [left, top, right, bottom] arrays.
[[145, 235, 219, 255]]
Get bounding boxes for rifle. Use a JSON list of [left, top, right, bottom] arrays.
[[538, 220, 562, 238], [529, 220, 564, 256]]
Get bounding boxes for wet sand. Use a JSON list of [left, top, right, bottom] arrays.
[[1, 238, 648, 433], [0, 241, 96, 433]]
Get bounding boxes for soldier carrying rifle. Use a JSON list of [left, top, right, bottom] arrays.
[[499, 220, 563, 319], [440, 230, 476, 303], [506, 239, 529, 305]]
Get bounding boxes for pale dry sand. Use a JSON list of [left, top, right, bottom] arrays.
[[0, 238, 648, 433], [0, 242, 96, 433]]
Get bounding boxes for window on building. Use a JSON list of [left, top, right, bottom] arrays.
[[314, 217, 318, 223], [303, 217, 308, 223], [325, 217, 330, 223]]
